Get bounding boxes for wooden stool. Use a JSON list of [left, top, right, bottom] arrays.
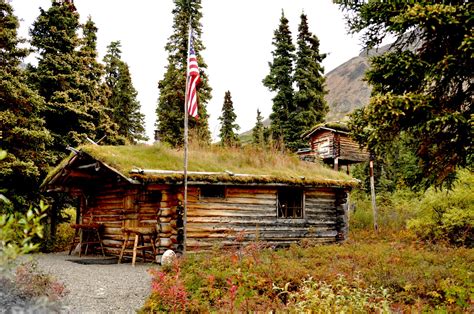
[[118, 226, 157, 266], [68, 223, 105, 257]]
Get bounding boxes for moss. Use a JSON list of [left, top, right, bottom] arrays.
[[303, 121, 351, 138], [40, 153, 76, 189], [46, 144, 358, 188]]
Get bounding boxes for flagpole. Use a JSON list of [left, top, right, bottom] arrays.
[[182, 19, 192, 256]]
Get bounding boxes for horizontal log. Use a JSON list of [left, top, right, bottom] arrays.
[[101, 234, 124, 241], [305, 213, 337, 220], [94, 193, 124, 200], [305, 210, 336, 217], [90, 203, 122, 210], [192, 197, 276, 206], [308, 205, 336, 211], [225, 192, 276, 200], [85, 216, 120, 223], [143, 184, 169, 191], [185, 237, 337, 250], [158, 238, 173, 248], [103, 229, 122, 236], [188, 209, 275, 218], [159, 208, 176, 217], [186, 224, 336, 235], [226, 187, 277, 195], [158, 216, 172, 223], [305, 198, 336, 205], [158, 232, 173, 238], [101, 239, 124, 247], [188, 203, 275, 211], [158, 223, 172, 233], [187, 216, 278, 224]]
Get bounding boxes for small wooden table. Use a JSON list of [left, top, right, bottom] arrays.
[[68, 223, 105, 257], [118, 226, 157, 266]]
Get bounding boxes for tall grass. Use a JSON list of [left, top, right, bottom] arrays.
[[80, 144, 356, 186]]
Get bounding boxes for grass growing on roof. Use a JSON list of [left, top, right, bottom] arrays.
[[81, 144, 356, 186]]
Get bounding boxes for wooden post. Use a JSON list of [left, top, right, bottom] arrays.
[[369, 158, 378, 231], [76, 196, 81, 224], [334, 157, 339, 171], [346, 192, 351, 228]]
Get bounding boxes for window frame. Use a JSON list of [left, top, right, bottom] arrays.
[[276, 188, 305, 219], [199, 185, 226, 200]]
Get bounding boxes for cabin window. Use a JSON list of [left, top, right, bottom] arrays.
[[200, 186, 225, 199], [144, 190, 162, 203], [277, 189, 304, 219]]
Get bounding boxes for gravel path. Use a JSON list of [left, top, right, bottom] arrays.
[[34, 252, 155, 313]]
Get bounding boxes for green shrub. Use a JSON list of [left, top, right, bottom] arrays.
[[44, 206, 76, 252], [407, 170, 473, 247], [350, 188, 421, 231], [350, 170, 473, 247], [0, 201, 48, 270], [285, 274, 391, 313]]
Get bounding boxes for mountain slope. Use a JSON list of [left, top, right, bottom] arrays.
[[325, 44, 392, 121], [325, 55, 371, 121]]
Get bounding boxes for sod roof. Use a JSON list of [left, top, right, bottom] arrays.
[[45, 144, 358, 188], [303, 121, 350, 139]]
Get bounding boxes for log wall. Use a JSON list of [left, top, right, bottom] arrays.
[[339, 135, 369, 162], [81, 182, 349, 257], [184, 185, 349, 251]]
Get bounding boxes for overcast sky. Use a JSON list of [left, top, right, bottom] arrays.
[[11, 0, 363, 142]]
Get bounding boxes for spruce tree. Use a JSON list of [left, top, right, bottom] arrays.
[[29, 1, 98, 159], [156, 0, 212, 147], [290, 13, 328, 151], [218, 91, 240, 147], [79, 18, 124, 145], [252, 109, 265, 146], [263, 11, 295, 149], [103, 41, 147, 143], [0, 0, 54, 210]]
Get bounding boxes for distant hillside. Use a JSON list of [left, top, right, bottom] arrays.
[[324, 55, 370, 121], [325, 44, 391, 121]]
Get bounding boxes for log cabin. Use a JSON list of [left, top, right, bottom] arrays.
[[299, 122, 369, 173], [42, 144, 358, 259]]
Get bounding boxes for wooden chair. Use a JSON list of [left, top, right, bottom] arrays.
[[118, 213, 157, 266]]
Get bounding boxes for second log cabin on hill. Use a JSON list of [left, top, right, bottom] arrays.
[[299, 122, 369, 173], [42, 144, 357, 259]]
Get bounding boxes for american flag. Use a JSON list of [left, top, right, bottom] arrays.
[[186, 31, 200, 119]]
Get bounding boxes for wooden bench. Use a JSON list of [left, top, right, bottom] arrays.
[[68, 223, 105, 257]]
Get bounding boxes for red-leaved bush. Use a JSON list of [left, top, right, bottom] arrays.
[[147, 262, 187, 312]]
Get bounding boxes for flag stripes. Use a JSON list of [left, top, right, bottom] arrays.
[[186, 33, 200, 119]]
